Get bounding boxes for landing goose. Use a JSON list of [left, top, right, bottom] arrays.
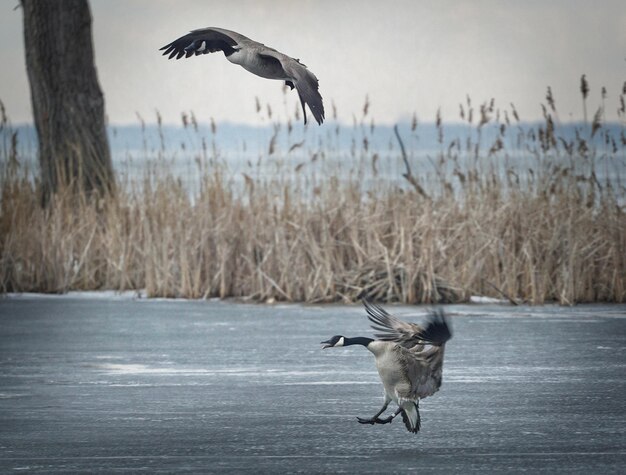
[[160, 27, 325, 125], [321, 299, 452, 433]]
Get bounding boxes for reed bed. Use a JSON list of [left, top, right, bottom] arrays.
[[1, 84, 625, 304]]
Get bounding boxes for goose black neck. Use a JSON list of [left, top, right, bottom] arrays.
[[344, 337, 374, 347]]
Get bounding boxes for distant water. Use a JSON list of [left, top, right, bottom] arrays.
[[3, 121, 625, 196]]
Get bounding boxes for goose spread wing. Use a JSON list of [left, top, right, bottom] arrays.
[[160, 27, 242, 59], [392, 309, 452, 398], [395, 345, 446, 399], [258, 51, 325, 125], [364, 300, 452, 349], [363, 299, 426, 348]]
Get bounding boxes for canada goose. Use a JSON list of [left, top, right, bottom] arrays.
[[160, 27, 324, 125], [321, 299, 452, 433]]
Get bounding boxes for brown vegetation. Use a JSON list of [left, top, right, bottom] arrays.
[[1, 84, 625, 304]]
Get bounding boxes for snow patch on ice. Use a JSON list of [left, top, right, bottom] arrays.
[[4, 290, 147, 300], [470, 295, 509, 304]]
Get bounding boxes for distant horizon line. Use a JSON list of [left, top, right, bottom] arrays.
[[7, 119, 625, 129]]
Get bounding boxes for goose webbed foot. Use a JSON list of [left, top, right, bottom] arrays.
[[357, 400, 393, 425], [356, 416, 393, 425]]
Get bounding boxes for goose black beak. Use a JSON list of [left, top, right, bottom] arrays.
[[321, 339, 332, 349]]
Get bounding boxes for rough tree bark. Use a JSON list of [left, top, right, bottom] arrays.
[[21, 0, 114, 204]]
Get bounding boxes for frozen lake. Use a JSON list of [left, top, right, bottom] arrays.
[[1, 297, 625, 473]]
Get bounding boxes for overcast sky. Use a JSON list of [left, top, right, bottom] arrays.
[[1, 0, 624, 126]]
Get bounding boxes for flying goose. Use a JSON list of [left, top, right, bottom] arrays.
[[321, 299, 452, 433], [160, 27, 325, 125]]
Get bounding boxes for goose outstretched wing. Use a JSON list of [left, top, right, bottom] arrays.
[[363, 299, 426, 348], [160, 27, 243, 59], [364, 299, 452, 348], [258, 50, 325, 125], [394, 345, 446, 399], [392, 308, 452, 398]]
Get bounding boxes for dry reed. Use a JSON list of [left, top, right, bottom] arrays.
[[1, 82, 625, 304]]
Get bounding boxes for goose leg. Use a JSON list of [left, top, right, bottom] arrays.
[[357, 398, 392, 425], [377, 406, 404, 424]]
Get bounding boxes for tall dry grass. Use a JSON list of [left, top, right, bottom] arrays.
[[0, 83, 625, 304]]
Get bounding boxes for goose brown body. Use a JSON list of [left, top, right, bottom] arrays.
[[160, 27, 324, 125], [322, 300, 452, 433]]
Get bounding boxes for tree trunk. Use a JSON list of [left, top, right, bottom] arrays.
[[21, 0, 115, 204]]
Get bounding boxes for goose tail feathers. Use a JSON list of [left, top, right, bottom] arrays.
[[401, 402, 421, 433]]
